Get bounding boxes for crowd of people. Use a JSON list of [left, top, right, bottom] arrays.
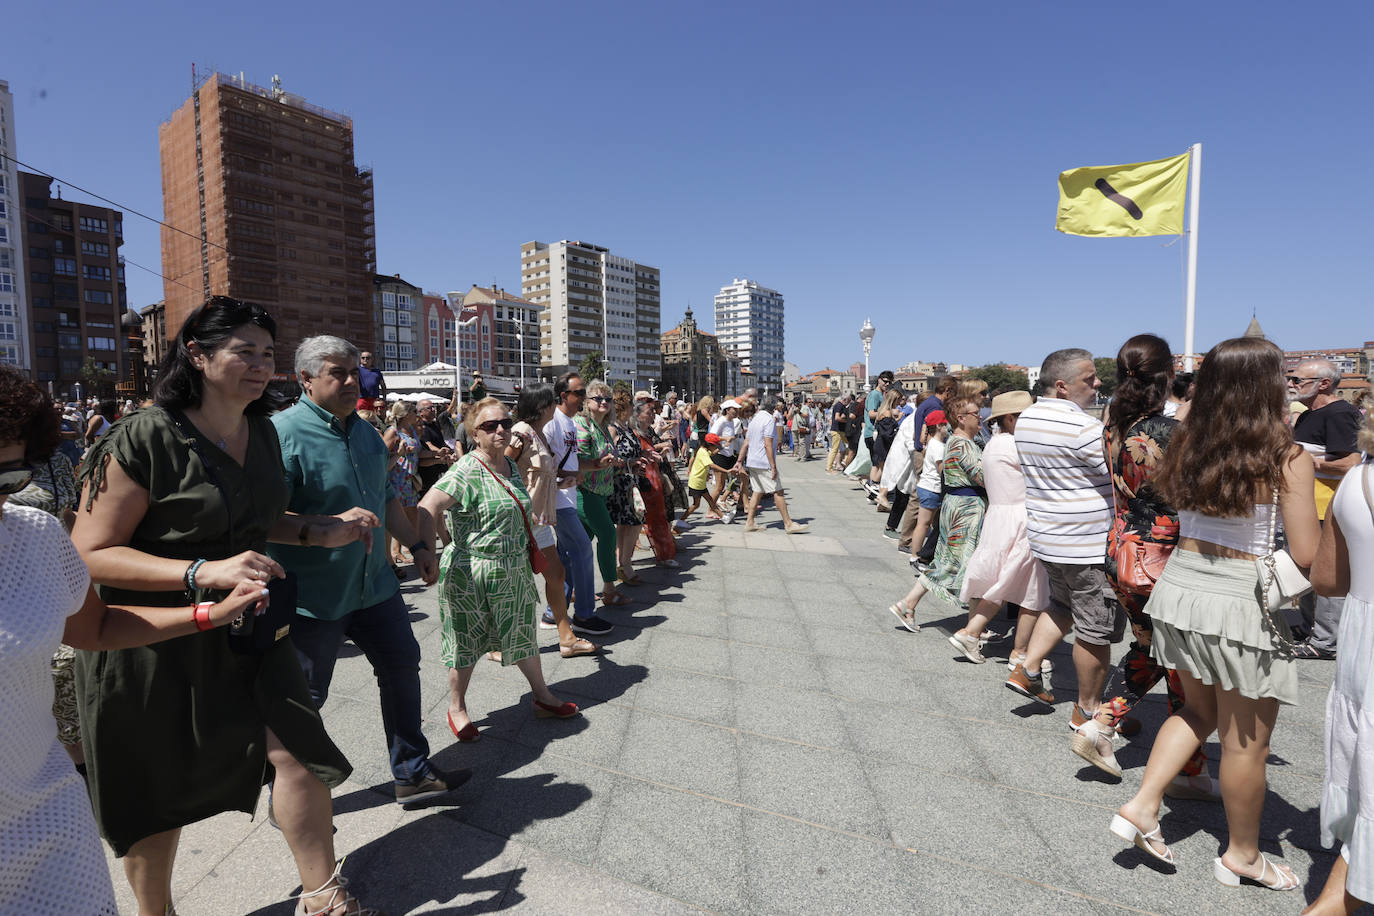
[[833, 337, 1370, 907], [3, 293, 1373, 911], [0, 295, 824, 915]]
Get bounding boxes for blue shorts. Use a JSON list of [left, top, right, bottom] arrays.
[[916, 487, 943, 511]]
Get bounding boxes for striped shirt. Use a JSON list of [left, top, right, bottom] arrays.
[[1013, 397, 1112, 564]]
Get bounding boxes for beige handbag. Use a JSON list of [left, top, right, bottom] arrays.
[[1256, 486, 1312, 624]]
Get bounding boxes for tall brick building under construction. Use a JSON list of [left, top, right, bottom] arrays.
[[159, 71, 376, 365]]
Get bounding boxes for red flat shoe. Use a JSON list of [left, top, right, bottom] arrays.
[[533, 698, 580, 719], [447, 711, 479, 741]]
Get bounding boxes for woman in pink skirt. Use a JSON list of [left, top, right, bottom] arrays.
[[949, 391, 1048, 664]]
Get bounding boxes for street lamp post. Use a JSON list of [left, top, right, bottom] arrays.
[[516, 330, 525, 391], [859, 318, 876, 392]]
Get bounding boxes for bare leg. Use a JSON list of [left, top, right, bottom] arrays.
[[514, 655, 564, 706], [540, 546, 576, 646], [446, 665, 476, 732], [1072, 639, 1113, 712], [1022, 610, 1070, 674], [1013, 607, 1041, 658], [1215, 687, 1292, 884], [908, 507, 935, 556], [267, 727, 346, 915], [743, 488, 763, 527], [960, 598, 1000, 640], [123, 828, 180, 916], [1303, 855, 1365, 914], [772, 489, 796, 527], [1118, 670, 1217, 855]]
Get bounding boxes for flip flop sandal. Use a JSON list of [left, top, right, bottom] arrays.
[[888, 603, 920, 633], [1213, 854, 1300, 890], [560, 638, 599, 658], [602, 593, 633, 607], [1109, 814, 1174, 866]]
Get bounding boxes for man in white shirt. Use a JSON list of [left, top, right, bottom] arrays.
[[739, 396, 808, 534], [542, 373, 612, 636], [1006, 349, 1121, 776]]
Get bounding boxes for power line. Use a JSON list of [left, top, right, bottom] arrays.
[[22, 211, 198, 297], [6, 155, 229, 254]]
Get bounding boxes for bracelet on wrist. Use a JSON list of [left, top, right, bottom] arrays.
[[185, 558, 208, 592], [193, 601, 215, 632], [410, 539, 430, 555]]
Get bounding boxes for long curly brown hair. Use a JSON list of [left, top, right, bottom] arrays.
[[1154, 337, 1296, 517], [1105, 333, 1173, 441]]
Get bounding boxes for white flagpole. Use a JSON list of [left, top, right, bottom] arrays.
[[1183, 142, 1202, 371]]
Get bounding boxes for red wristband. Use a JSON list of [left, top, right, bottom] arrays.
[[193, 601, 215, 632]]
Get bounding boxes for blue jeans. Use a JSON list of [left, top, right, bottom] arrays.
[[290, 590, 432, 784], [554, 505, 597, 620]]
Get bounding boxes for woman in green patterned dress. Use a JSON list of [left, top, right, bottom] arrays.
[[418, 398, 579, 738], [887, 396, 988, 632]]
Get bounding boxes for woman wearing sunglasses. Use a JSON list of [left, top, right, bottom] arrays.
[[419, 397, 579, 742], [576, 381, 632, 607]]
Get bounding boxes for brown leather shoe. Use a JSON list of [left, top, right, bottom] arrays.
[[1006, 664, 1054, 705]]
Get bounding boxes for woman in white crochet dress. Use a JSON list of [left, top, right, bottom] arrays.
[[1307, 409, 1374, 914], [0, 366, 266, 916]]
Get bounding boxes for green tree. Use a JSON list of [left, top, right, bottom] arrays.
[[79, 357, 117, 398], [578, 351, 605, 383], [1094, 356, 1118, 399], [612, 379, 632, 398], [965, 363, 1030, 393]]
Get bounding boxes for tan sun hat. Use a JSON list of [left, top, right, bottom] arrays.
[[988, 390, 1033, 424]]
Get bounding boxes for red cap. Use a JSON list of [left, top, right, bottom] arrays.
[[703, 433, 722, 445], [924, 410, 947, 427], [356, 398, 373, 411]]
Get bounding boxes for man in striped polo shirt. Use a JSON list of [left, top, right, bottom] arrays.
[[1006, 349, 1123, 776]]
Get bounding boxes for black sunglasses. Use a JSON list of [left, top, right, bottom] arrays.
[[476, 418, 515, 433]]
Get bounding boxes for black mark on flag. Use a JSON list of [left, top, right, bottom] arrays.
[[1093, 179, 1143, 220]]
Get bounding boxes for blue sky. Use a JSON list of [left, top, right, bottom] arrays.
[[6, 0, 1369, 373]]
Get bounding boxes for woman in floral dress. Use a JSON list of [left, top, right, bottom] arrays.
[[1089, 335, 1213, 797], [887, 397, 986, 631], [418, 398, 578, 738]]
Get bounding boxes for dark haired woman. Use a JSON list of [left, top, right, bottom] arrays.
[[0, 367, 276, 915], [1079, 335, 1213, 790], [609, 389, 648, 583], [71, 297, 382, 915], [1110, 337, 1319, 892], [84, 397, 116, 446], [507, 384, 597, 660]]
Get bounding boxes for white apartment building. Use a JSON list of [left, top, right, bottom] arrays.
[[520, 239, 661, 384], [0, 80, 30, 369], [373, 273, 421, 372], [713, 278, 784, 392]]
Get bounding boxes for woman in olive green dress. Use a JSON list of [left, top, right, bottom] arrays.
[[418, 398, 579, 741], [72, 297, 381, 916]]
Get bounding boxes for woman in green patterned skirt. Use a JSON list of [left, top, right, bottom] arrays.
[[419, 398, 580, 740], [887, 396, 988, 632]]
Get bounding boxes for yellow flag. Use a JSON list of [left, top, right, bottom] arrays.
[[1056, 152, 1190, 237]]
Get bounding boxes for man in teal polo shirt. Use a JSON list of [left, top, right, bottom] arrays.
[[271, 335, 465, 806]]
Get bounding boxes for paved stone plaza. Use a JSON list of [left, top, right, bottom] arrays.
[[106, 458, 1340, 914]]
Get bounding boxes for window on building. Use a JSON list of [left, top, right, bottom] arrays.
[[54, 257, 76, 277], [28, 247, 48, 260], [85, 290, 113, 305], [79, 216, 108, 234], [382, 342, 397, 358], [0, 322, 18, 341], [84, 264, 112, 281], [0, 272, 10, 292], [383, 326, 397, 342], [81, 240, 110, 257], [87, 336, 117, 351], [52, 239, 70, 254], [0, 345, 19, 366], [0, 226, 7, 243]]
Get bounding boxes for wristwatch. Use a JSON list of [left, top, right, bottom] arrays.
[[410, 540, 431, 554]]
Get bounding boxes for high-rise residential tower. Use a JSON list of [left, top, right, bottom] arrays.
[[159, 71, 376, 366], [0, 80, 31, 370], [18, 172, 130, 394], [713, 278, 784, 393], [520, 239, 660, 384]]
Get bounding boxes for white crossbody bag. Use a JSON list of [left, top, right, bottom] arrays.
[[1256, 487, 1313, 612]]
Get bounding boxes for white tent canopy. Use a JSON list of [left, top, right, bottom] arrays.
[[384, 391, 451, 403], [416, 361, 459, 373]]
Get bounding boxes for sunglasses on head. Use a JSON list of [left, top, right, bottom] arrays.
[[476, 418, 514, 433], [565, 387, 587, 397], [0, 463, 35, 495]]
